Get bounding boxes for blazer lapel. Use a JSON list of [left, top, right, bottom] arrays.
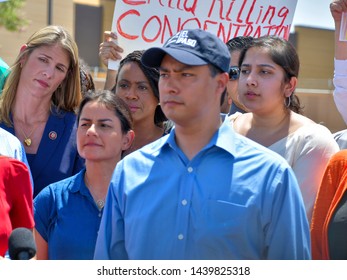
[[30, 111, 66, 181]]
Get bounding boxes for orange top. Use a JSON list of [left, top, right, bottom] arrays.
[[311, 149, 347, 259]]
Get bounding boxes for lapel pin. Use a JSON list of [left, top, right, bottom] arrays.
[[49, 131, 57, 140]]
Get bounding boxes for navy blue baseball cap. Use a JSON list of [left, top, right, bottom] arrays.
[[141, 29, 230, 73]]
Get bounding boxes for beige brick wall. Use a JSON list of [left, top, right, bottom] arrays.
[[0, 0, 74, 65], [295, 26, 334, 82], [296, 91, 346, 133], [74, 0, 100, 5]]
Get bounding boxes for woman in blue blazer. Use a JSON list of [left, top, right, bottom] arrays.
[[0, 25, 84, 197]]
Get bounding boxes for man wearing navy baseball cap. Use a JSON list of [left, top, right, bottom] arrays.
[[94, 29, 311, 260], [141, 28, 230, 73]]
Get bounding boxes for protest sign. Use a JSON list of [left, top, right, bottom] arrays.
[[339, 12, 347, 41], [109, 0, 298, 69]]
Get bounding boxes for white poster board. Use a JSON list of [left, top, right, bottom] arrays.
[[109, 0, 298, 69], [340, 12, 347, 41]]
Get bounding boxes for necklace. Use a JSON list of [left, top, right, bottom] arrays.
[[84, 174, 106, 215], [95, 199, 105, 210], [20, 126, 36, 147], [18, 121, 43, 147]]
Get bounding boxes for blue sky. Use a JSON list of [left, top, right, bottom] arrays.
[[292, 0, 334, 30]]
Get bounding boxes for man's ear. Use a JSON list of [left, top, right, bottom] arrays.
[[217, 72, 229, 94]]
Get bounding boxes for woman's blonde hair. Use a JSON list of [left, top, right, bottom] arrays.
[[0, 25, 81, 126]]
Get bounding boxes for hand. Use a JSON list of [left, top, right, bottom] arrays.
[[99, 31, 124, 67], [331, 0, 347, 22]]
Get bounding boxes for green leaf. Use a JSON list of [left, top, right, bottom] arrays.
[[0, 0, 28, 32]]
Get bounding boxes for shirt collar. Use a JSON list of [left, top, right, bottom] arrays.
[[69, 169, 89, 195], [165, 115, 239, 157]]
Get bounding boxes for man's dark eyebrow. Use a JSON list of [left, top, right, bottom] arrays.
[[159, 65, 194, 72]]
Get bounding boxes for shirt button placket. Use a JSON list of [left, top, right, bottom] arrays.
[[176, 166, 193, 249]]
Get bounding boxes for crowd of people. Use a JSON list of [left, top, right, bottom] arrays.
[[1, 0, 347, 260]]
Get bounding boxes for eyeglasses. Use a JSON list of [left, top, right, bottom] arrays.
[[229, 66, 240, 81]]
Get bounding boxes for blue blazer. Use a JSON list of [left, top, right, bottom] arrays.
[[0, 107, 85, 197]]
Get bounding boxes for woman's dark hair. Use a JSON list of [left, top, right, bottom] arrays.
[[239, 36, 303, 114], [226, 36, 254, 53], [112, 50, 167, 127], [77, 90, 133, 134]]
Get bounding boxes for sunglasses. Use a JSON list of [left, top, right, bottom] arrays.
[[229, 66, 240, 81]]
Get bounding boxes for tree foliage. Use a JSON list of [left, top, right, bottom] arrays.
[[0, 0, 28, 32]]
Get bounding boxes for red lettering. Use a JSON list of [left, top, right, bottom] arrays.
[[142, 16, 162, 42], [203, 20, 218, 32], [283, 25, 291, 40], [276, 25, 290, 40], [243, 24, 253, 36], [162, 15, 176, 43], [207, 0, 217, 18], [176, 17, 182, 32], [262, 6, 275, 24], [180, 17, 201, 29], [232, 23, 246, 37], [237, 0, 248, 23], [253, 25, 262, 37], [207, 0, 224, 19], [216, 22, 233, 43], [225, 0, 236, 21], [255, 6, 263, 24], [123, 0, 147, 5], [168, 0, 177, 9], [164, 0, 198, 15], [245, 0, 257, 24], [261, 25, 270, 36], [278, 7, 289, 26], [117, 10, 140, 40], [232, 2, 289, 27], [184, 0, 198, 16], [116, 5, 292, 46]]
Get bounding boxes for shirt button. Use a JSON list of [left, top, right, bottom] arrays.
[[178, 234, 184, 240], [181, 199, 188, 206], [187, 167, 193, 173]]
